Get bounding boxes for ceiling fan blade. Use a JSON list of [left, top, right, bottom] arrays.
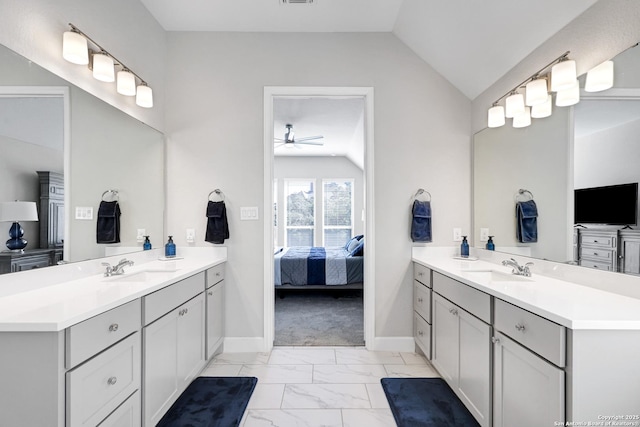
[[294, 135, 324, 142], [274, 137, 285, 142], [274, 142, 286, 149], [294, 140, 324, 146]]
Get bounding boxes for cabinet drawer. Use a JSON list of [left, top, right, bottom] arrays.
[[579, 259, 614, 271], [143, 272, 204, 325], [12, 255, 50, 271], [206, 263, 225, 288], [414, 312, 431, 359], [433, 272, 491, 323], [580, 234, 615, 248], [97, 390, 140, 427], [66, 332, 141, 427], [414, 282, 431, 322], [413, 263, 431, 287], [580, 247, 614, 261], [494, 299, 565, 367], [66, 300, 141, 369]]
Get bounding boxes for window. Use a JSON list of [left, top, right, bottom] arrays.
[[323, 179, 353, 246], [284, 180, 315, 246]]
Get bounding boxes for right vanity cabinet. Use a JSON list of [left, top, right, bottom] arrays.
[[205, 263, 225, 359]]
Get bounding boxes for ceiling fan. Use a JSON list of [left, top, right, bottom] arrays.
[[274, 123, 324, 148]]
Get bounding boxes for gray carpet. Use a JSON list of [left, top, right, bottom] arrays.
[[274, 289, 364, 346]]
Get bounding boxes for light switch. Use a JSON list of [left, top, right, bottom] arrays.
[[480, 228, 489, 242], [75, 207, 93, 220], [136, 229, 146, 242], [186, 228, 195, 243], [240, 207, 259, 220]]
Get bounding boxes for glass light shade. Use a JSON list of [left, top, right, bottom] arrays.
[[487, 105, 505, 128], [0, 201, 39, 222], [525, 78, 548, 106], [136, 84, 153, 108], [513, 107, 531, 128], [62, 31, 89, 65], [505, 93, 525, 118], [585, 60, 614, 92], [551, 60, 577, 92], [531, 95, 552, 118], [555, 81, 580, 107], [117, 70, 137, 96], [92, 53, 115, 82]]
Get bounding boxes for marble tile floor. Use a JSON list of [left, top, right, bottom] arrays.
[[200, 346, 440, 427]]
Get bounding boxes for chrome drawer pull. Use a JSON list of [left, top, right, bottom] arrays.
[[418, 330, 424, 336], [208, 291, 213, 296], [216, 272, 221, 277], [515, 323, 526, 332], [491, 337, 500, 344], [108, 324, 119, 332], [107, 376, 117, 386], [449, 308, 458, 316], [417, 297, 423, 303], [418, 272, 424, 277]]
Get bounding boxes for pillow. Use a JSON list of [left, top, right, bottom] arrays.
[[350, 239, 364, 257], [344, 235, 364, 251]]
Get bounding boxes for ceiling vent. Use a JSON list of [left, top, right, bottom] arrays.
[[281, 0, 315, 4]]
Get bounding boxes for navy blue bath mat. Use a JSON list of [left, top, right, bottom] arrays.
[[381, 378, 480, 427], [157, 376, 258, 427]]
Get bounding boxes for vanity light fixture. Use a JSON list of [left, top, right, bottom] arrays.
[[555, 81, 580, 107], [525, 77, 548, 106], [505, 92, 525, 118], [512, 107, 532, 128], [61, 23, 153, 108], [487, 103, 505, 128], [531, 95, 552, 118], [584, 60, 614, 92], [550, 58, 577, 92]]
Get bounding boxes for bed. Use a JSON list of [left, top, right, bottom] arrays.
[[274, 236, 364, 289]]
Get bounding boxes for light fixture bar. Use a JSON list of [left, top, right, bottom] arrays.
[[67, 23, 149, 87]]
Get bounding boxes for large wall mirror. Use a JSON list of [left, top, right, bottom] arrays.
[[473, 42, 640, 272], [0, 44, 164, 268]]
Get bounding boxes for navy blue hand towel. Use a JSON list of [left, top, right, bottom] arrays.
[[96, 201, 121, 244], [411, 200, 432, 242], [516, 200, 538, 243], [205, 201, 229, 244]]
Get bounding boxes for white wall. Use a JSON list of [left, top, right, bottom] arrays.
[[164, 32, 471, 343], [274, 156, 365, 246], [0, 0, 166, 131]]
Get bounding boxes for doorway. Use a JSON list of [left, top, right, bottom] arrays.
[[263, 87, 375, 350]]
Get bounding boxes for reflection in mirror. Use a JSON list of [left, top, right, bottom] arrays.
[[474, 43, 640, 273], [0, 44, 164, 272]]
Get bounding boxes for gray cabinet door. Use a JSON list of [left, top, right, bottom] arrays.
[[493, 332, 564, 427], [177, 292, 206, 385], [206, 281, 225, 359], [620, 235, 640, 275], [431, 293, 458, 384]]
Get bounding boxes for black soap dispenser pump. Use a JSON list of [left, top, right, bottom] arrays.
[[486, 236, 495, 251], [460, 236, 469, 258]]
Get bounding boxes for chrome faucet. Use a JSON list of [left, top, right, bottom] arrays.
[[502, 258, 534, 277], [102, 258, 134, 277]]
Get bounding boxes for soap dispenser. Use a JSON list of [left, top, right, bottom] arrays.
[[486, 236, 495, 251], [143, 236, 152, 250], [460, 236, 469, 258], [165, 235, 176, 258]]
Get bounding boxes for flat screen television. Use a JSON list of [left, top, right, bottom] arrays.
[[574, 182, 638, 226]]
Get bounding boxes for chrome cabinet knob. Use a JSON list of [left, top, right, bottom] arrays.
[[109, 323, 119, 332], [491, 337, 501, 345], [417, 297, 423, 303], [515, 323, 526, 332], [107, 376, 117, 386]]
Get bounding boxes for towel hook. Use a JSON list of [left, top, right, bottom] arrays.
[[101, 189, 119, 202], [208, 189, 225, 202], [515, 189, 534, 202], [413, 188, 431, 202]]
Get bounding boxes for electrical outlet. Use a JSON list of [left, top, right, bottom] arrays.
[[480, 228, 489, 242], [186, 228, 195, 243], [136, 229, 146, 242], [453, 228, 462, 242]]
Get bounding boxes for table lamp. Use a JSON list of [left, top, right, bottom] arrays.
[[0, 201, 39, 252]]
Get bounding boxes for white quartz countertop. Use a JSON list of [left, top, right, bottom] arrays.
[[413, 253, 640, 330], [0, 253, 225, 332]]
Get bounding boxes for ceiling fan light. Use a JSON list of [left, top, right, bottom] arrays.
[[555, 81, 580, 107], [505, 92, 525, 118], [525, 78, 548, 106], [62, 31, 89, 65], [512, 107, 531, 128], [585, 60, 614, 92], [551, 59, 576, 92], [117, 70, 136, 96], [92, 52, 115, 82], [487, 105, 505, 128], [531, 95, 552, 118]]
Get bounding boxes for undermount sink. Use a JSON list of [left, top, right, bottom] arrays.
[[462, 269, 533, 283], [106, 269, 179, 283]]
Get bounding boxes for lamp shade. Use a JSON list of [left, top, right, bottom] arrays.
[[0, 201, 39, 222], [551, 60, 577, 92], [92, 52, 115, 82], [585, 60, 614, 92], [136, 84, 153, 108], [531, 95, 552, 118], [513, 107, 531, 128], [62, 31, 89, 65], [525, 78, 548, 106], [488, 105, 505, 128], [555, 81, 580, 107], [117, 70, 137, 96], [505, 93, 525, 118]]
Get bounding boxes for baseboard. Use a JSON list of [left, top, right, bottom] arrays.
[[223, 337, 267, 353], [370, 336, 416, 353]]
